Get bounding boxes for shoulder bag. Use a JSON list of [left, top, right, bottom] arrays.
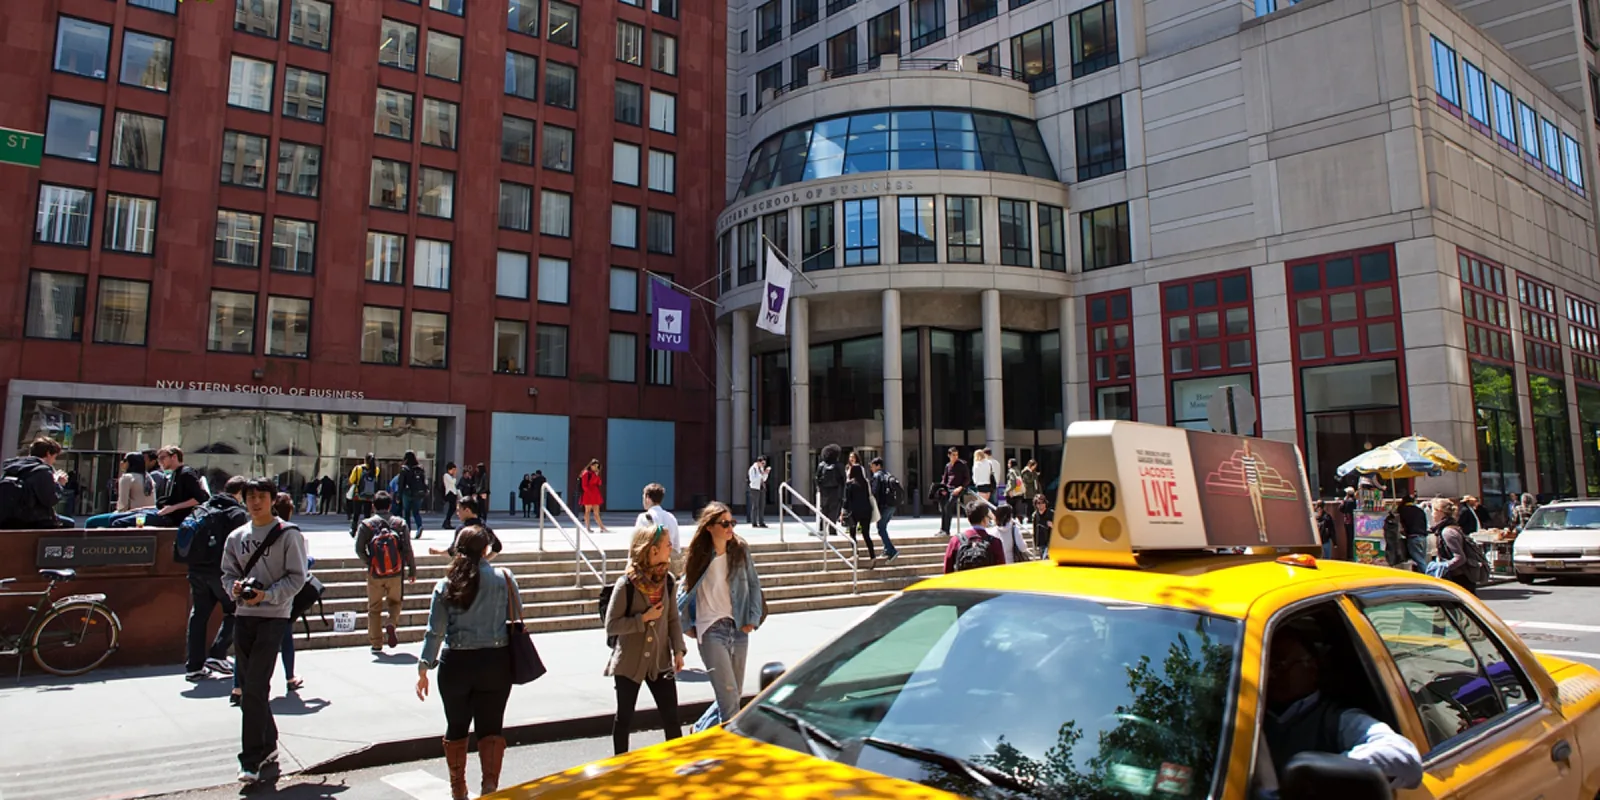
[[502, 569, 546, 685]]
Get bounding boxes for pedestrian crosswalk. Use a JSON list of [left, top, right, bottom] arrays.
[[379, 770, 454, 800], [0, 742, 246, 800]]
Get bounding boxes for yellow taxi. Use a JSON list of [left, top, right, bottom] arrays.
[[503, 421, 1600, 799]]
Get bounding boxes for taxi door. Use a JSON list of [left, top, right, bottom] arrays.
[[1345, 587, 1582, 800]]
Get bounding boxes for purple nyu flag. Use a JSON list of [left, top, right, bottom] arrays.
[[650, 279, 691, 352]]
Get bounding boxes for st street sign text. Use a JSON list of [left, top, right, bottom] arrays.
[[1, 127, 43, 168]]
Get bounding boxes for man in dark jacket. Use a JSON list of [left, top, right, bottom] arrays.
[[1, 437, 71, 529], [185, 476, 250, 681], [868, 457, 901, 561], [1397, 495, 1429, 569], [529, 470, 547, 517], [153, 446, 210, 528], [938, 447, 970, 535], [815, 444, 844, 528]]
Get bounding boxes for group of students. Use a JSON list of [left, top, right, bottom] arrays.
[[813, 445, 910, 563]]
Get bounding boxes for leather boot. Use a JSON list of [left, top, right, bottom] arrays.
[[442, 738, 470, 800], [477, 735, 507, 795]]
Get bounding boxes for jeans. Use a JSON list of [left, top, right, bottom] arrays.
[[847, 515, 877, 560], [696, 618, 749, 723], [612, 674, 681, 755], [443, 496, 458, 528], [232, 625, 295, 690], [521, 500, 532, 518], [401, 493, 424, 536], [747, 490, 766, 526], [86, 512, 135, 528], [438, 647, 513, 740], [1406, 535, 1429, 569], [236, 616, 290, 770], [367, 575, 403, 648], [939, 491, 963, 533], [876, 506, 899, 557], [185, 572, 237, 672]]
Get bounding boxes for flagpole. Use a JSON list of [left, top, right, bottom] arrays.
[[762, 235, 820, 288], [644, 270, 721, 307]]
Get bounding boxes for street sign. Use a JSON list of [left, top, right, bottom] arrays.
[[1, 127, 44, 168], [1206, 384, 1257, 435]]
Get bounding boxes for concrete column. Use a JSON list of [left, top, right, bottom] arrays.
[[715, 320, 732, 505], [981, 289, 1005, 457], [790, 297, 812, 499], [731, 310, 752, 507], [1060, 296, 1080, 426], [882, 289, 905, 483]]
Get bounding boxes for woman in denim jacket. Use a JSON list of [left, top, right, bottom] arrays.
[[679, 501, 765, 724], [415, 527, 522, 800]]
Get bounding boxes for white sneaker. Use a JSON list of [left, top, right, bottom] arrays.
[[237, 767, 260, 784], [205, 657, 234, 675], [185, 668, 211, 682]]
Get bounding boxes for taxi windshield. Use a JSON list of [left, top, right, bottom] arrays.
[[730, 589, 1241, 799]]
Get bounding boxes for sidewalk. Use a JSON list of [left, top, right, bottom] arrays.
[[0, 606, 870, 800]]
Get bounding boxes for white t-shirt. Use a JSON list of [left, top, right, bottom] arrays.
[[748, 463, 767, 490], [695, 553, 734, 638], [991, 522, 1026, 564], [972, 459, 998, 487], [635, 504, 681, 553]]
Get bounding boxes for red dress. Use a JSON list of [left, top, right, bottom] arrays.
[[580, 470, 604, 506]]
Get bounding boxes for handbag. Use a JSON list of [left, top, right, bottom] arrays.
[[502, 569, 546, 685]]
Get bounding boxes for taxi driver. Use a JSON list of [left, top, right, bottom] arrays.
[[1260, 628, 1423, 792]]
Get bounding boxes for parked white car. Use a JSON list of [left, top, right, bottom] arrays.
[[1513, 499, 1600, 582]]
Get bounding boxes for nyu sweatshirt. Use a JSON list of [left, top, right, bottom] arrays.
[[220, 518, 309, 620]]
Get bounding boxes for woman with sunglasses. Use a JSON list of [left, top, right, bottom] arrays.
[[678, 502, 765, 723], [604, 523, 686, 754]]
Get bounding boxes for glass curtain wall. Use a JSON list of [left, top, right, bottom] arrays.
[[1579, 384, 1600, 497], [1300, 360, 1404, 498], [1529, 374, 1576, 499], [1470, 361, 1524, 516]]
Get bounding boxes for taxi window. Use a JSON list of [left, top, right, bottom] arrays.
[[736, 589, 1242, 799], [1360, 601, 1534, 750]]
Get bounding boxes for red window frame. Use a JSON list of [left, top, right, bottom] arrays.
[[1568, 294, 1600, 386], [1458, 249, 1513, 365], [1160, 270, 1258, 432], [1086, 289, 1135, 420], [1517, 274, 1563, 376]]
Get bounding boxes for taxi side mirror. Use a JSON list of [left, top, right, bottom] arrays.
[[1280, 752, 1392, 800], [759, 661, 786, 691]]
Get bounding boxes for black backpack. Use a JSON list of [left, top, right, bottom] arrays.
[[954, 530, 999, 572], [174, 497, 243, 566], [598, 580, 637, 648], [400, 465, 425, 495], [0, 458, 52, 527], [882, 473, 908, 507], [293, 574, 327, 641]]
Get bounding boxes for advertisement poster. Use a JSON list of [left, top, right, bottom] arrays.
[[1185, 431, 1316, 548], [1352, 512, 1389, 566]]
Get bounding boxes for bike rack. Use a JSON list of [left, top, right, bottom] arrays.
[[537, 483, 608, 588], [777, 482, 858, 594]]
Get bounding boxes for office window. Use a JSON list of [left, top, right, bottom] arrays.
[[741, 28, 750, 53], [266, 296, 311, 358], [868, 8, 900, 65], [1491, 82, 1516, 145], [104, 194, 157, 255], [413, 239, 451, 290], [648, 150, 676, 193], [411, 311, 448, 368], [897, 196, 936, 263], [612, 204, 639, 247], [55, 17, 111, 79], [541, 190, 572, 236], [652, 32, 678, 74], [791, 45, 820, 89], [1430, 36, 1459, 108], [998, 199, 1031, 266], [736, 219, 759, 284], [970, 43, 1000, 75], [909, 0, 945, 50], [794, 0, 819, 31], [417, 168, 455, 219], [505, 51, 538, 100], [616, 80, 643, 125], [508, 0, 540, 35], [1075, 96, 1124, 180], [1081, 203, 1131, 271], [609, 333, 638, 382], [648, 210, 675, 254], [220, 130, 269, 188], [946, 196, 982, 262], [366, 232, 405, 283], [1540, 118, 1563, 175], [959, 0, 998, 30], [111, 111, 165, 172], [282, 67, 327, 122], [757, 0, 783, 50], [827, 0, 857, 14], [764, 211, 789, 264], [828, 29, 857, 75], [610, 267, 639, 312], [1462, 61, 1489, 130], [288, 0, 332, 50], [1564, 134, 1586, 191], [271, 218, 315, 273], [421, 98, 457, 149], [120, 31, 172, 92], [495, 320, 527, 374], [36, 185, 93, 246], [361, 306, 402, 364], [208, 290, 256, 353], [429, 0, 464, 15], [1518, 102, 1540, 161], [499, 182, 532, 231], [614, 141, 641, 185], [94, 279, 150, 346], [45, 99, 102, 162], [618, 21, 645, 65], [214, 210, 262, 267], [649, 91, 677, 133], [1038, 204, 1066, 271], [842, 199, 879, 265], [1163, 270, 1254, 387], [276, 141, 321, 197], [131, 0, 179, 11], [802, 202, 835, 271], [370, 158, 410, 211], [1011, 24, 1056, 91], [227, 56, 275, 110], [545, 62, 577, 109], [235, 0, 279, 37], [543, 124, 574, 171], [496, 252, 529, 299], [740, 93, 749, 117], [1088, 289, 1134, 419], [427, 31, 462, 80], [380, 18, 419, 70], [535, 324, 569, 376], [1069, 0, 1117, 78], [26, 272, 86, 341], [756, 63, 784, 110], [548, 1, 578, 46], [654, 0, 678, 18], [538, 257, 570, 303], [503, 116, 536, 163]]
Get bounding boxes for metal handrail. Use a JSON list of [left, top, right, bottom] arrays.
[[777, 481, 858, 594], [536, 482, 608, 588]]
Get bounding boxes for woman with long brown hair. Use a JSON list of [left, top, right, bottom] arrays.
[[416, 526, 521, 800], [677, 502, 764, 723], [604, 523, 686, 754]]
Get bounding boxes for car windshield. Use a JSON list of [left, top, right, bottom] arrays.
[[728, 590, 1241, 799], [1527, 506, 1600, 529]]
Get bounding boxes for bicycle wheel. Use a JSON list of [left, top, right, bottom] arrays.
[[31, 603, 120, 677]]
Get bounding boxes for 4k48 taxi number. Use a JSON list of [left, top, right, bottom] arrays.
[[1062, 480, 1117, 512]]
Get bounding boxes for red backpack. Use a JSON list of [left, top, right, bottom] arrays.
[[367, 516, 405, 578]]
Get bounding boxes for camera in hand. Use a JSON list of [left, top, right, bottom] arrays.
[[239, 577, 265, 600]]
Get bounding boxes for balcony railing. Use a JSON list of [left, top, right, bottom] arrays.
[[766, 56, 1027, 102]]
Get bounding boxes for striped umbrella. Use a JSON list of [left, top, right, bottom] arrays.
[[1385, 435, 1467, 474], [1334, 444, 1441, 480]]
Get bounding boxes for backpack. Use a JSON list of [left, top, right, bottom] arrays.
[[292, 574, 326, 642], [401, 465, 425, 495], [174, 498, 240, 566], [1436, 526, 1492, 584], [882, 473, 908, 507], [356, 466, 378, 500], [954, 530, 999, 572], [598, 580, 637, 649], [0, 458, 52, 527], [365, 516, 406, 579]]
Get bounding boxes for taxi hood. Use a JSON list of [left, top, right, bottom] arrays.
[[496, 727, 961, 800]]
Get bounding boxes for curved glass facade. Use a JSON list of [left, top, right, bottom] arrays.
[[736, 108, 1058, 198]]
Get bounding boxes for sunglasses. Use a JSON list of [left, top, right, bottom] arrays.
[[711, 519, 736, 529]]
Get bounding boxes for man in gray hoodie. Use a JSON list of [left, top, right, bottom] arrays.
[[220, 478, 308, 784]]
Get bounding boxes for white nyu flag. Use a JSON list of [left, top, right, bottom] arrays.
[[755, 244, 792, 336]]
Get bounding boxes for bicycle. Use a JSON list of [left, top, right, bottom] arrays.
[[0, 569, 122, 678]]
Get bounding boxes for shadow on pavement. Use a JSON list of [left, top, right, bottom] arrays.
[[373, 651, 419, 665], [273, 693, 333, 715], [675, 668, 710, 684], [183, 678, 238, 699], [1476, 585, 1552, 601]]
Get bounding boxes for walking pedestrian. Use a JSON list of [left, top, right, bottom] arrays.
[[867, 457, 901, 561], [430, 498, 503, 559], [635, 483, 682, 576], [1020, 459, 1040, 508], [441, 463, 460, 528], [678, 502, 765, 724], [944, 504, 1003, 574], [937, 447, 970, 535], [1429, 498, 1481, 595], [317, 474, 336, 515], [1316, 501, 1336, 560], [605, 524, 686, 755], [746, 456, 770, 528], [842, 451, 877, 563], [347, 454, 380, 536], [814, 444, 844, 529], [182, 475, 248, 681], [528, 470, 547, 518], [970, 449, 999, 504], [518, 474, 534, 518], [1030, 494, 1053, 553], [1004, 458, 1025, 511], [356, 491, 416, 654], [580, 460, 609, 532], [228, 492, 308, 706], [472, 462, 491, 522], [416, 526, 519, 800], [220, 478, 308, 784], [990, 505, 1032, 563], [398, 451, 427, 539], [1397, 494, 1429, 570]]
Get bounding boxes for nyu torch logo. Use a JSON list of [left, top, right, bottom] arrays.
[[763, 285, 786, 328], [655, 307, 683, 345]]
